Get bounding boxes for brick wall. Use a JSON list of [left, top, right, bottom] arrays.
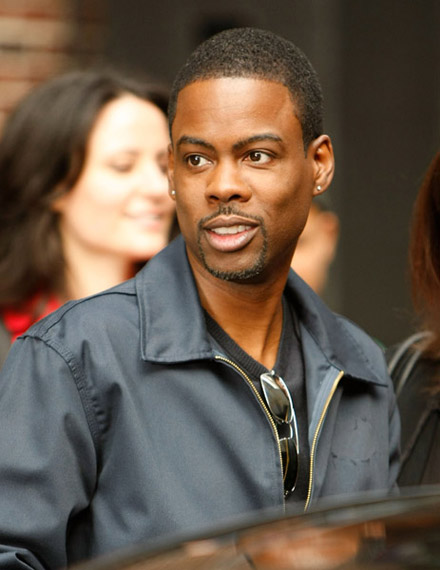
[[0, 0, 105, 131]]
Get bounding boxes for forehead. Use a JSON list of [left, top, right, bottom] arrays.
[[171, 77, 302, 144], [89, 95, 169, 151]]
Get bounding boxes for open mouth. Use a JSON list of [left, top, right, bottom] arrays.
[[125, 212, 167, 229], [203, 216, 259, 252], [210, 224, 253, 235]]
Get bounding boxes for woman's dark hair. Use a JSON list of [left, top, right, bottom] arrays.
[[409, 151, 440, 356], [0, 68, 169, 309]]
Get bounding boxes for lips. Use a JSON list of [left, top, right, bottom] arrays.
[[125, 211, 167, 230], [203, 215, 259, 252]]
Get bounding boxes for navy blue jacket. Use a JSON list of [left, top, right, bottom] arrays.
[[0, 236, 400, 569]]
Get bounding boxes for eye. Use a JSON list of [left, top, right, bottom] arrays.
[[246, 150, 272, 164], [186, 154, 210, 168], [106, 153, 137, 173], [108, 161, 134, 173]]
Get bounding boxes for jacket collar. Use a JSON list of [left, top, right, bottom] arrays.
[[136, 236, 385, 385], [136, 236, 214, 363], [284, 271, 387, 385]]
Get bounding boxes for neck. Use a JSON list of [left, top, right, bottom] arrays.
[[61, 244, 137, 302], [193, 263, 289, 370]]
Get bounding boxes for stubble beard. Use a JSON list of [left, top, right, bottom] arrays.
[[196, 206, 268, 282]]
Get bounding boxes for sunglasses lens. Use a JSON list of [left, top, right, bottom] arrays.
[[281, 437, 299, 496], [260, 371, 299, 497], [260, 371, 293, 423]]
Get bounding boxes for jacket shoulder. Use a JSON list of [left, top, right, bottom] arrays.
[[22, 279, 137, 342], [334, 312, 385, 354], [333, 311, 389, 377]]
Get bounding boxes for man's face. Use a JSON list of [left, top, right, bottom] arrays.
[[168, 77, 329, 284]]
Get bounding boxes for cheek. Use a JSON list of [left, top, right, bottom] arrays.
[[266, 178, 310, 219], [61, 182, 126, 239], [265, 190, 312, 247], [72, 175, 127, 215], [175, 202, 197, 240], [175, 186, 203, 224]]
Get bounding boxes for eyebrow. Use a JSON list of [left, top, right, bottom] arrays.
[[176, 135, 215, 152], [232, 134, 283, 151], [176, 133, 283, 153]]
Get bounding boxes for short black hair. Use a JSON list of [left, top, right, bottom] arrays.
[[168, 27, 323, 149]]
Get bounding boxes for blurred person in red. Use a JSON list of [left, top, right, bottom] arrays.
[[0, 70, 176, 367]]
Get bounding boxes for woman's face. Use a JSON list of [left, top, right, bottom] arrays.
[[55, 94, 175, 264]]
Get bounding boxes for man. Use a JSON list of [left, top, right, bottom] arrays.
[[0, 28, 399, 569]]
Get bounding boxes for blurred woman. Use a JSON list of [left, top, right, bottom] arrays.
[[0, 69, 176, 366], [386, 151, 440, 486]]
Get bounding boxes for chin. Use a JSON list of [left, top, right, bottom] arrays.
[[201, 247, 267, 283], [203, 259, 266, 283], [127, 239, 169, 262]]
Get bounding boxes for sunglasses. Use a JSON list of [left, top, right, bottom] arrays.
[[260, 370, 299, 498]]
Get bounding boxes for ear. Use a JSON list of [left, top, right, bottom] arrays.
[[308, 135, 335, 197], [167, 143, 176, 201]]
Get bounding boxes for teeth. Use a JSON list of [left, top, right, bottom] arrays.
[[211, 225, 250, 235]]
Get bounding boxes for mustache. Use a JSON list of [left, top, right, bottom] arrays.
[[198, 205, 264, 229]]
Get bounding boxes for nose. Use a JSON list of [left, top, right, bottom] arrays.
[[138, 161, 169, 200], [205, 160, 252, 204]]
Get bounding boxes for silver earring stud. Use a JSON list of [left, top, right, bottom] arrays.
[[171, 190, 176, 196], [316, 185, 322, 192]]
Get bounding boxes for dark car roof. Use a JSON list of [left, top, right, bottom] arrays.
[[74, 487, 440, 570]]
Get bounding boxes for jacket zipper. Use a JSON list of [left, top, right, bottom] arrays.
[[214, 355, 286, 505], [304, 370, 344, 511]]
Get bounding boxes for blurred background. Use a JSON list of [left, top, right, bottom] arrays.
[[1, 0, 439, 346]]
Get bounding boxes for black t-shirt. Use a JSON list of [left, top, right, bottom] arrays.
[[204, 296, 310, 505]]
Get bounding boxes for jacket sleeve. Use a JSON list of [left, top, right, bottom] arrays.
[[0, 336, 98, 569]]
